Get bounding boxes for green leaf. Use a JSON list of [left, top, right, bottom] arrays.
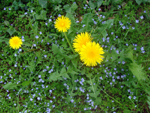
[[125, 46, 134, 62], [60, 67, 70, 79], [28, 60, 36, 72], [95, 97, 102, 105], [89, 91, 99, 98], [89, 93, 96, 98], [49, 71, 62, 82], [71, 59, 78, 69], [38, 0, 47, 8], [63, 4, 70, 12], [66, 13, 76, 24], [64, 3, 78, 13], [51, 0, 62, 4], [86, 73, 92, 78], [52, 44, 63, 55], [23, 42, 32, 47], [67, 66, 78, 75], [0, 36, 8, 43], [32, 22, 38, 34], [82, 13, 93, 31], [81, 67, 86, 75], [67, 54, 78, 59], [22, 81, 31, 86], [147, 96, 150, 101], [4, 21, 10, 26], [135, 0, 142, 5], [147, 96, 150, 109], [111, 0, 122, 4], [0, 36, 5, 40], [52, 44, 76, 60], [3, 82, 17, 89], [54, 5, 61, 11], [124, 109, 132, 113], [97, 0, 103, 7], [66, 13, 76, 34], [7, 27, 16, 36], [49, 67, 71, 82], [36, 10, 47, 20], [19, 14, 25, 18], [104, 19, 114, 28], [111, 50, 119, 61], [129, 62, 146, 81], [97, 27, 107, 38], [70, 3, 78, 12], [47, 33, 58, 37], [89, 0, 96, 9]]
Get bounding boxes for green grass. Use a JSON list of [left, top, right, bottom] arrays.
[[0, 0, 150, 112]]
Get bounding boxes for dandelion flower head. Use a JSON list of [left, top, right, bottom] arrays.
[[9, 36, 22, 49], [54, 16, 71, 32], [79, 41, 104, 66], [73, 32, 92, 53]]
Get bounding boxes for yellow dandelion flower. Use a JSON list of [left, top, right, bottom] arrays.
[[73, 32, 92, 53], [9, 36, 22, 49], [79, 41, 104, 66], [54, 16, 71, 32]]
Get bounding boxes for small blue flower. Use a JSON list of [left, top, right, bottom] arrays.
[[52, 105, 55, 108], [24, 12, 27, 15], [140, 16, 144, 19], [35, 35, 39, 39], [122, 26, 126, 29], [22, 39, 25, 42], [76, 20, 79, 23], [50, 100, 53, 103], [49, 19, 52, 22], [30, 98, 33, 101], [99, 77, 103, 80], [141, 47, 144, 51], [71, 99, 74, 103], [128, 96, 131, 99], [122, 61, 125, 64], [136, 20, 139, 23], [133, 96, 136, 99], [118, 5, 121, 9], [33, 44, 36, 47]]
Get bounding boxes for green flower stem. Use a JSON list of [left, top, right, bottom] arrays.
[[64, 32, 75, 54], [20, 48, 39, 54], [101, 89, 123, 106]]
